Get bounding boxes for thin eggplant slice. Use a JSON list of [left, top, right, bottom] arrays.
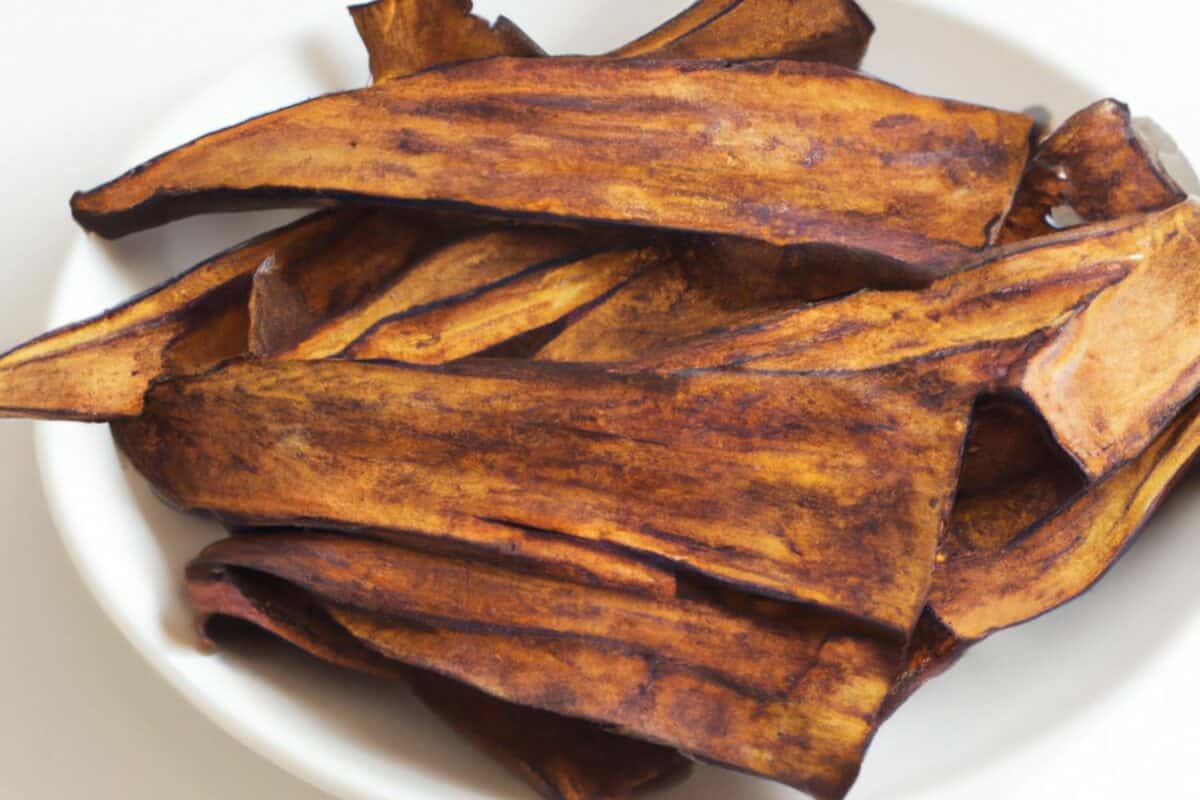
[[1000, 99, 1186, 243], [349, 0, 544, 83], [932, 397, 1200, 640], [612, 0, 874, 67], [188, 562, 688, 800], [192, 532, 902, 800], [278, 227, 616, 360], [537, 240, 923, 364], [0, 211, 348, 420], [70, 58, 1034, 266]]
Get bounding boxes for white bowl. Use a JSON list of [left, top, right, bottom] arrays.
[[37, 1, 1200, 798]]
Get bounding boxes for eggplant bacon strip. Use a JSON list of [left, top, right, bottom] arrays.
[[191, 533, 901, 800], [894, 104, 1193, 702], [0, 212, 345, 420], [70, 58, 1034, 266], [187, 562, 690, 800], [535, 239, 926, 366]]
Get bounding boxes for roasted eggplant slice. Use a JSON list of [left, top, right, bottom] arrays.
[[192, 532, 901, 800], [1001, 100, 1186, 242], [349, 0, 544, 83], [0, 212, 349, 420], [612, 0, 874, 67], [71, 58, 1033, 266], [932, 397, 1200, 640], [188, 562, 688, 800]]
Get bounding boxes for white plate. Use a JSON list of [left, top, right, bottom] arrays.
[[36, 1, 1200, 798]]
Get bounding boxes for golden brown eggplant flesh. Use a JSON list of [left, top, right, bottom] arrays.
[[71, 58, 1034, 266]]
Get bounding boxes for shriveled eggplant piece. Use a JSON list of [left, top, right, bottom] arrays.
[[338, 247, 661, 365], [71, 58, 1034, 266], [188, 562, 689, 800], [192, 533, 902, 800], [114, 355, 979, 634], [110, 206, 1173, 635], [932, 397, 1200, 640], [1001, 100, 1185, 243], [277, 227, 632, 361], [350, 0, 544, 83], [0, 212, 355, 420], [611, 0, 874, 67]]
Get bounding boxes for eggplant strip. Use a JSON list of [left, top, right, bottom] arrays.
[[349, 0, 544, 83], [0, 211, 356, 419], [610, 0, 873, 66], [630, 203, 1200, 480], [277, 227, 612, 360], [70, 58, 1034, 265], [1000, 99, 1185, 243], [192, 533, 901, 800], [339, 246, 662, 365], [245, 210, 480, 356], [188, 562, 689, 800], [932, 397, 1200, 640]]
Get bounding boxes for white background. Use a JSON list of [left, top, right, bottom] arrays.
[[2, 1, 1199, 799]]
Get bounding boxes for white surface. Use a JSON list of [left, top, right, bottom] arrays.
[[5, 1, 1200, 799]]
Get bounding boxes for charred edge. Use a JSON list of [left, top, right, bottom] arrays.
[[71, 185, 690, 248]]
